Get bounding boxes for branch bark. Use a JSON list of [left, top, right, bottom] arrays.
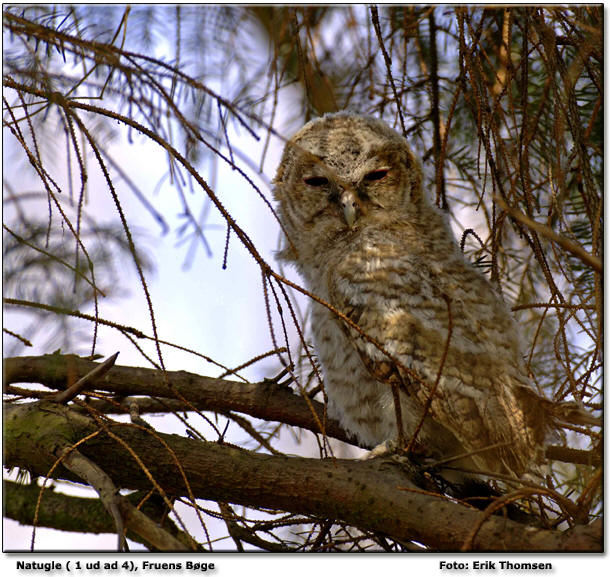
[[3, 354, 352, 444], [4, 354, 599, 467], [3, 481, 195, 551], [3, 400, 602, 551]]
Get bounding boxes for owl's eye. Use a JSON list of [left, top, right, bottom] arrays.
[[363, 169, 389, 182], [303, 176, 330, 187]]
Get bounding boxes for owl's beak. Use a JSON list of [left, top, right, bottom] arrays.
[[340, 189, 358, 228]]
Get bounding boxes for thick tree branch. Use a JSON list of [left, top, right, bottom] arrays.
[[3, 354, 353, 444], [3, 354, 599, 467], [3, 401, 602, 551], [3, 481, 196, 551]]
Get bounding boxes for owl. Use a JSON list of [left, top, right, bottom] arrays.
[[272, 112, 558, 485]]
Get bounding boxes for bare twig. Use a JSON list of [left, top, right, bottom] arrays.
[[52, 352, 119, 404], [58, 445, 188, 551], [495, 196, 602, 273]]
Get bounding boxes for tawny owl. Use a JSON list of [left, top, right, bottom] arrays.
[[272, 112, 580, 485]]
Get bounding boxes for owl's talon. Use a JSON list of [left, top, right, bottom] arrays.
[[361, 439, 398, 460]]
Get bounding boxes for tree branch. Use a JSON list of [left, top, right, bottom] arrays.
[[3, 400, 602, 551], [3, 354, 353, 445], [4, 354, 599, 467], [57, 445, 189, 551], [51, 352, 119, 404], [3, 481, 196, 551], [495, 196, 602, 273], [57, 445, 129, 551]]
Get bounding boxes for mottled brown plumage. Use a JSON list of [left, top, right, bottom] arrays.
[[273, 113, 557, 482]]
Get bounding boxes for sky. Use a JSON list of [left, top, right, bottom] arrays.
[[1, 9, 350, 550], [1, 91, 316, 549]]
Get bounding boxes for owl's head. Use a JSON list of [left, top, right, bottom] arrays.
[[273, 113, 423, 260]]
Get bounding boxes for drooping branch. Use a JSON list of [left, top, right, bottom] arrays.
[[3, 400, 601, 551], [57, 445, 189, 551]]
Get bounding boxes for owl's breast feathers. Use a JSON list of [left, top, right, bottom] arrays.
[[320, 229, 551, 477]]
